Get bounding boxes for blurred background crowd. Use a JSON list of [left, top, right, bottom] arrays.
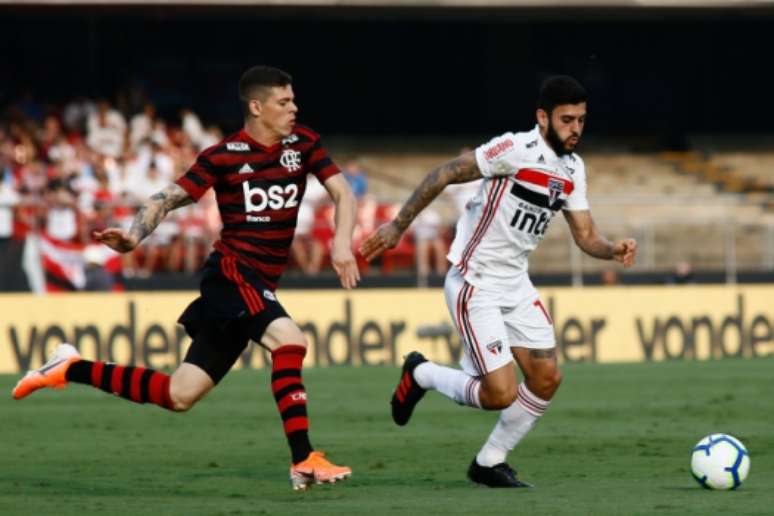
[[3, 2, 774, 291]]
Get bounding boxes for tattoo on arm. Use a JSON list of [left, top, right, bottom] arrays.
[[128, 184, 192, 244], [394, 152, 482, 232], [528, 348, 556, 359]]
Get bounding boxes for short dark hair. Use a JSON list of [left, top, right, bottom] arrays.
[[537, 75, 587, 114], [238, 65, 293, 116]]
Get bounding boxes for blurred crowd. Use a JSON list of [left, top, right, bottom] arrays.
[[0, 96, 224, 280], [0, 95, 466, 290]]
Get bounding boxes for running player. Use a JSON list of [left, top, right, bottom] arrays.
[[360, 75, 637, 487], [13, 66, 360, 491]]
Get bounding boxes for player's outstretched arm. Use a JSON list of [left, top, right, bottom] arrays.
[[360, 151, 482, 261], [563, 209, 637, 267], [93, 183, 193, 253], [323, 174, 360, 290]]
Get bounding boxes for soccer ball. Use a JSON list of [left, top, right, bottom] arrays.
[[690, 434, 750, 490]]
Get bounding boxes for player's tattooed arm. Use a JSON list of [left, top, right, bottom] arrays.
[[94, 183, 192, 253], [360, 151, 481, 261], [564, 210, 637, 267], [393, 151, 482, 232]]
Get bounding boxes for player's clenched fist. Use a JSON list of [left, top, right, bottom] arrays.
[[360, 222, 403, 262], [613, 238, 637, 267], [93, 228, 139, 253]]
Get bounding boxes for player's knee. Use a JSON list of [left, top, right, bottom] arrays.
[[528, 369, 562, 400], [480, 383, 517, 410], [168, 387, 199, 412]]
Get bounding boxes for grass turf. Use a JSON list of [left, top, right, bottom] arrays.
[[0, 357, 772, 515]]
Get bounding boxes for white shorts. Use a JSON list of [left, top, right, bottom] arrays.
[[443, 266, 555, 377]]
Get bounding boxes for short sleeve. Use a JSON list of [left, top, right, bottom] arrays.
[[307, 137, 340, 183], [175, 153, 218, 202], [563, 156, 590, 211], [474, 132, 524, 178]]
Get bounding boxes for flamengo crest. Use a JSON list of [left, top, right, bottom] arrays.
[[280, 149, 302, 172]]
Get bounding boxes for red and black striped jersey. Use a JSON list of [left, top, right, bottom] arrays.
[[175, 124, 339, 289]]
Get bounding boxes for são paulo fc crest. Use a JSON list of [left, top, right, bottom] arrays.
[[547, 178, 564, 205], [486, 340, 503, 355], [280, 149, 302, 172]]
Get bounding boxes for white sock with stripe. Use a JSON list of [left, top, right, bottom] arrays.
[[413, 362, 481, 408], [475, 382, 550, 467]]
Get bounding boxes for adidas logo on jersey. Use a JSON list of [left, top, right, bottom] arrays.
[[239, 163, 254, 174], [227, 142, 250, 151], [537, 155, 545, 164]]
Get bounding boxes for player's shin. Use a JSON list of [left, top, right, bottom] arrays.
[[413, 361, 482, 408], [271, 345, 313, 464], [65, 360, 175, 410], [475, 382, 550, 467]]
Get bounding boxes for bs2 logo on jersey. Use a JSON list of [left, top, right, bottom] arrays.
[[243, 182, 299, 222]]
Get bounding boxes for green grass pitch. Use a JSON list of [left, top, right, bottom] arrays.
[[1, 358, 772, 515]]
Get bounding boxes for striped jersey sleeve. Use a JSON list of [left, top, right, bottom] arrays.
[[474, 132, 524, 178], [175, 152, 218, 201], [306, 136, 340, 183]]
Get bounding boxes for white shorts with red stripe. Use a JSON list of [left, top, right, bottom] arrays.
[[443, 266, 555, 377]]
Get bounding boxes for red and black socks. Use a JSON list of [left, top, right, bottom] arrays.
[[271, 345, 313, 464], [65, 360, 175, 411]]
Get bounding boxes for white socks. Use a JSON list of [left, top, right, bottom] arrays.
[[413, 362, 481, 408], [475, 382, 550, 467]]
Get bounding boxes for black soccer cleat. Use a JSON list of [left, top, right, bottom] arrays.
[[391, 351, 428, 426], [467, 458, 534, 488]]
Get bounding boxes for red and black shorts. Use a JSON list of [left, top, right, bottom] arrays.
[[178, 252, 288, 383]]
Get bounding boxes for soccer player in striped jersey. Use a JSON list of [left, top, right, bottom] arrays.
[[13, 66, 359, 490], [361, 76, 638, 488]]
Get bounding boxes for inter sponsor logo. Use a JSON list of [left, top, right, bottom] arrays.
[[227, 142, 250, 151], [483, 139, 514, 161]]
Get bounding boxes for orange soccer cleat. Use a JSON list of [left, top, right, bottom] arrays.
[[289, 451, 352, 491], [12, 343, 81, 400]]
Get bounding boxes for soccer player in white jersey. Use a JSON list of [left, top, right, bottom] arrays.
[[360, 76, 637, 487]]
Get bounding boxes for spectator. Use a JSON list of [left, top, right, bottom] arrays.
[[86, 100, 126, 158], [0, 169, 21, 291], [668, 260, 695, 285], [342, 158, 368, 199], [600, 268, 620, 286], [413, 208, 448, 285], [292, 175, 329, 274], [44, 176, 79, 242], [83, 245, 115, 291], [129, 103, 157, 150]]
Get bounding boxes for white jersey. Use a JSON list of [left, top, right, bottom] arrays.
[[447, 125, 590, 292]]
